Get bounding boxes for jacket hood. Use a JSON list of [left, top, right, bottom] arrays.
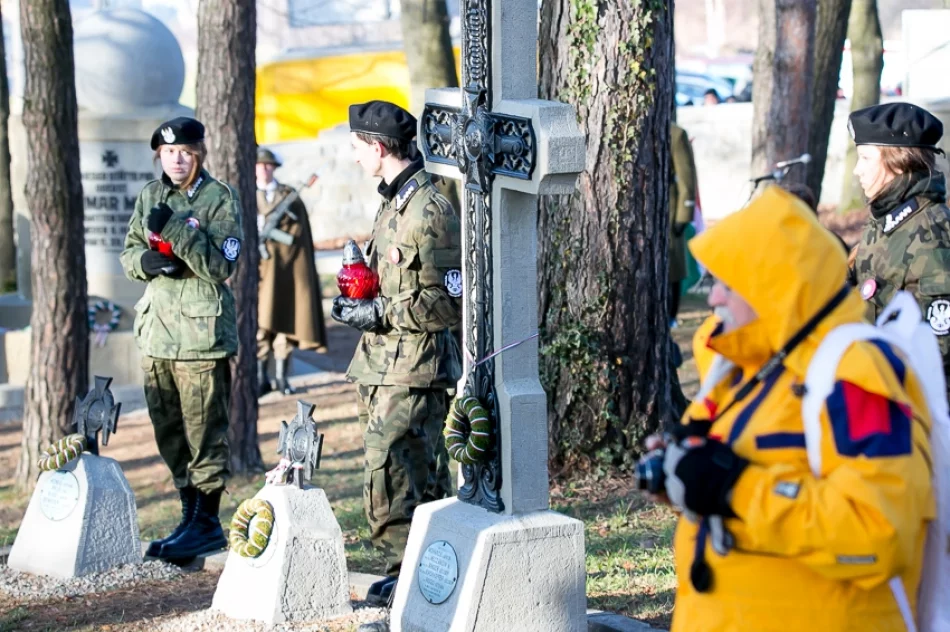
[[689, 185, 865, 375]]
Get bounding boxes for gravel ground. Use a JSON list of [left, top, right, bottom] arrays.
[[146, 602, 389, 632], [0, 560, 183, 602]]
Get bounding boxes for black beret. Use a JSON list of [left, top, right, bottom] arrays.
[[150, 117, 205, 150], [848, 103, 943, 149], [256, 147, 282, 166], [349, 101, 417, 142]]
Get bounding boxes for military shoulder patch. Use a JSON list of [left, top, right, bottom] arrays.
[[928, 298, 950, 336], [882, 198, 919, 234], [395, 179, 420, 210], [444, 269, 463, 297], [222, 237, 241, 262]]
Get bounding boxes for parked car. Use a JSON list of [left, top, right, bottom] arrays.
[[676, 70, 735, 106]]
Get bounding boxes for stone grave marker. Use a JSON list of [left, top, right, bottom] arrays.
[[8, 377, 140, 579], [389, 0, 587, 629], [212, 401, 351, 624]]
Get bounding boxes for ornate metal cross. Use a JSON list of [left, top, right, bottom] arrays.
[[276, 401, 324, 488], [73, 375, 121, 456], [419, 0, 584, 515]]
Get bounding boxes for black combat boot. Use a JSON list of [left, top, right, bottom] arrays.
[[159, 489, 228, 562], [366, 575, 398, 606], [257, 359, 273, 398], [275, 357, 296, 395], [145, 487, 197, 558]]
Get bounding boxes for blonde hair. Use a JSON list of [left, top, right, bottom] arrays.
[[154, 141, 208, 190]]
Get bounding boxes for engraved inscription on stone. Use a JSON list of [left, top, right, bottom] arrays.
[[418, 540, 459, 605], [39, 471, 81, 522]]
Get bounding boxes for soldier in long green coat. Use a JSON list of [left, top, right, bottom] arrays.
[[670, 123, 697, 322], [332, 101, 462, 605], [120, 117, 244, 562], [849, 102, 950, 395]]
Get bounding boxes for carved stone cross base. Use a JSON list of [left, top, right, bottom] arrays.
[[211, 484, 351, 625], [390, 498, 586, 632], [8, 454, 140, 578]]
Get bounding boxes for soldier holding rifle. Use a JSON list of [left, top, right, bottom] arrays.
[[256, 147, 327, 397]]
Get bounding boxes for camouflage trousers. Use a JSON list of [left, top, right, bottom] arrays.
[[358, 385, 453, 576], [142, 357, 232, 493]]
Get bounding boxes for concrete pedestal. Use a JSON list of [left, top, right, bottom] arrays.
[[211, 484, 352, 624], [391, 498, 587, 632], [8, 453, 141, 578]]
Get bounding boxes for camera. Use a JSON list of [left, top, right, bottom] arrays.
[[634, 448, 666, 495]]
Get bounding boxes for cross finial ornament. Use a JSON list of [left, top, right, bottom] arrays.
[[276, 401, 324, 488], [73, 376, 121, 456], [419, 0, 584, 515]]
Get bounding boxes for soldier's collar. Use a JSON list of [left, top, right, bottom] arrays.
[[163, 169, 211, 200], [878, 197, 920, 234], [378, 159, 425, 209]]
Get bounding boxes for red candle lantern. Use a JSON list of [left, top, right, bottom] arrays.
[[337, 239, 379, 299], [147, 230, 175, 258]]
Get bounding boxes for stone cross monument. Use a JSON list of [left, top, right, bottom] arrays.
[[389, 0, 587, 628]]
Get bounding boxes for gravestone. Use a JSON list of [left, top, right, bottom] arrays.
[[212, 401, 351, 625], [8, 377, 140, 579], [2, 8, 192, 391], [389, 0, 587, 629]]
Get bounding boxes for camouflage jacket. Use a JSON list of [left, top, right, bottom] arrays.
[[120, 170, 244, 360], [852, 183, 950, 384], [346, 167, 463, 388]]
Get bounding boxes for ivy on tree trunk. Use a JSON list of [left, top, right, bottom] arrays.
[[538, 0, 681, 474], [196, 0, 263, 474], [16, 0, 88, 491]]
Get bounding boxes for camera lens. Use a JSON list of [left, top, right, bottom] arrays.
[[635, 451, 666, 495]]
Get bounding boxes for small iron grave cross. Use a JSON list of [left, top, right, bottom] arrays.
[[73, 376, 121, 456], [419, 0, 584, 514], [276, 401, 324, 488]]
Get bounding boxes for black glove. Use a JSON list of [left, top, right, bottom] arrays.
[[331, 296, 386, 332], [663, 438, 748, 518], [147, 203, 175, 234], [141, 250, 182, 277]]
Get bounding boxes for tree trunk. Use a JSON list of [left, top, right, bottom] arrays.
[[806, 0, 851, 202], [196, 0, 263, 474], [399, 0, 458, 115], [751, 0, 817, 187], [538, 0, 679, 473], [0, 4, 15, 293], [15, 0, 88, 491], [839, 0, 882, 212]]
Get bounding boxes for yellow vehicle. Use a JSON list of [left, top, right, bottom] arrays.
[[256, 44, 461, 144]]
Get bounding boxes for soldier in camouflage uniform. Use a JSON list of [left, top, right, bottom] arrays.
[[332, 101, 462, 604], [120, 117, 244, 562], [849, 103, 950, 395]]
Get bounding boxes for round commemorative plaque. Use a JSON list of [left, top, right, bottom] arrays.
[[39, 470, 81, 521], [418, 540, 459, 605]]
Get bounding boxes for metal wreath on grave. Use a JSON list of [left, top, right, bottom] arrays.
[[421, 0, 537, 514]]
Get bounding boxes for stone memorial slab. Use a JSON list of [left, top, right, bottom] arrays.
[[390, 0, 587, 628], [8, 454, 140, 579], [212, 402, 350, 625], [8, 379, 139, 579]]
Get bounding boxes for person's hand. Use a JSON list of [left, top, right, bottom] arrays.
[[331, 296, 386, 332], [663, 437, 748, 517], [642, 433, 671, 506], [141, 250, 181, 277], [147, 202, 175, 234]]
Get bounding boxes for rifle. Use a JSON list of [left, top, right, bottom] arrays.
[[259, 173, 319, 261]]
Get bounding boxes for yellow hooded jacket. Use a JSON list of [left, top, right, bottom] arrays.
[[672, 186, 935, 631]]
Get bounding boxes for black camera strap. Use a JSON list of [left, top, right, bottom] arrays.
[[688, 283, 851, 594]]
